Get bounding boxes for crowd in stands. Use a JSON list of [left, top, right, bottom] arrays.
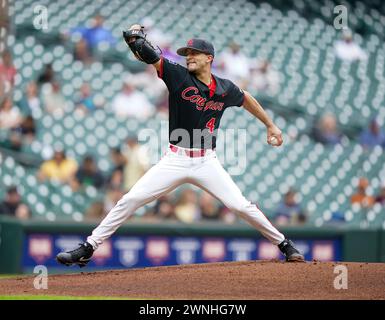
[[312, 113, 344, 146], [112, 80, 155, 119], [65, 14, 116, 65], [351, 177, 385, 208], [142, 189, 238, 224], [0, 186, 30, 220], [1, 14, 384, 226], [334, 31, 367, 62], [274, 189, 307, 226], [0, 50, 16, 90]]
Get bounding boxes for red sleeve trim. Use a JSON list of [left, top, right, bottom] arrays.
[[157, 56, 164, 79]]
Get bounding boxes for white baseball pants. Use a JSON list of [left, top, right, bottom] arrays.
[[87, 146, 285, 249]]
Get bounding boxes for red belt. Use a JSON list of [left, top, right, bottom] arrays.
[[169, 145, 212, 158]]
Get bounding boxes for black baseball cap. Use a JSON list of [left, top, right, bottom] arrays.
[[177, 39, 215, 57]]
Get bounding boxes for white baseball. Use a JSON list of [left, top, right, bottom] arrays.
[[269, 136, 278, 146]]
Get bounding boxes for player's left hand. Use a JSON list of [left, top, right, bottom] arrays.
[[267, 125, 283, 147], [123, 24, 145, 45]]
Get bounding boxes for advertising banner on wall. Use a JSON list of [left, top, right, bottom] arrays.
[[22, 233, 342, 272]]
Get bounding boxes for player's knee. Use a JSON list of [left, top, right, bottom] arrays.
[[227, 203, 247, 214], [227, 199, 255, 214], [121, 192, 141, 206]]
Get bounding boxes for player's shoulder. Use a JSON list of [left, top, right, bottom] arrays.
[[163, 57, 187, 70], [163, 57, 179, 65], [213, 74, 241, 91]]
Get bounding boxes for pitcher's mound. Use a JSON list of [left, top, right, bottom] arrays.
[[1, 260, 385, 299]]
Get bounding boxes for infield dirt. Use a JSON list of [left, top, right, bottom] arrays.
[[0, 260, 384, 299]]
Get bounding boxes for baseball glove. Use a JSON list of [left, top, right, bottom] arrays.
[[122, 26, 161, 64]]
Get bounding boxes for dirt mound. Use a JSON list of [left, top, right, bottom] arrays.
[[1, 261, 385, 299]]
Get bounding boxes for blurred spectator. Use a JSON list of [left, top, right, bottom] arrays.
[[161, 40, 180, 63], [107, 147, 126, 191], [19, 115, 36, 140], [334, 31, 367, 62], [359, 118, 385, 149], [37, 149, 78, 184], [69, 14, 116, 55], [248, 59, 280, 95], [43, 81, 67, 116], [7, 115, 37, 150], [75, 83, 103, 114], [199, 192, 220, 220], [84, 201, 105, 221], [122, 136, 150, 190], [37, 63, 55, 87], [0, 97, 22, 130], [174, 189, 201, 223], [73, 38, 93, 65], [19, 81, 42, 117], [0, 73, 5, 98], [154, 195, 175, 219], [111, 81, 155, 119], [85, 186, 125, 221], [312, 113, 343, 145], [0, 186, 30, 220], [351, 178, 375, 208], [104, 186, 125, 213], [375, 185, 385, 205], [217, 42, 250, 88], [0, 50, 17, 88], [328, 211, 346, 223], [218, 206, 238, 224], [274, 189, 307, 226], [125, 67, 167, 103], [84, 187, 124, 222], [110, 147, 127, 173], [71, 155, 104, 191], [124, 69, 168, 118], [143, 194, 176, 221], [106, 168, 125, 191]]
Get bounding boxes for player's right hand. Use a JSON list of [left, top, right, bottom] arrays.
[[267, 124, 283, 147]]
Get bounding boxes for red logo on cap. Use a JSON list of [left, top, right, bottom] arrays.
[[187, 39, 194, 46]]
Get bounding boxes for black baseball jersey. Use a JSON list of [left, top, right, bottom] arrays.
[[157, 57, 245, 149]]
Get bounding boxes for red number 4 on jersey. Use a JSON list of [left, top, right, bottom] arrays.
[[206, 118, 216, 133]]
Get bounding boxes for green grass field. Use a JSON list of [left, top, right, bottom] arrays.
[[0, 275, 23, 279], [0, 274, 149, 300]]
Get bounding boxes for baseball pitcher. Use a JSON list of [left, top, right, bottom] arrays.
[[57, 25, 304, 267]]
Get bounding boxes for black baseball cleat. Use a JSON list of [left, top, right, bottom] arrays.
[[56, 242, 94, 268], [278, 239, 305, 262]]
